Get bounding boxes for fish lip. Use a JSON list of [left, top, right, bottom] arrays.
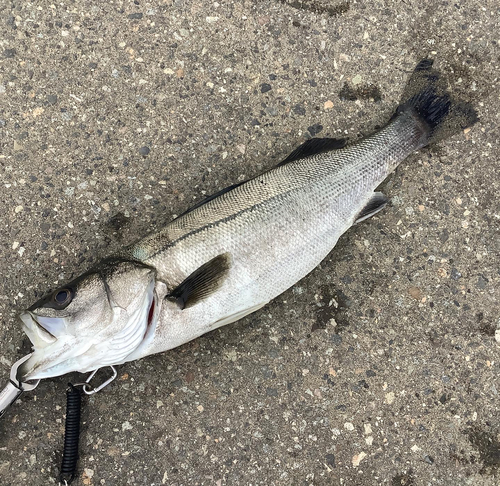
[[20, 311, 58, 346], [19, 340, 76, 381], [19, 313, 75, 380]]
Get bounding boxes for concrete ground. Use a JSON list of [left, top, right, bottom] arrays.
[[0, 0, 499, 484]]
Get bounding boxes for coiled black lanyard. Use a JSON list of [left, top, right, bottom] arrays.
[[60, 366, 117, 484], [60, 385, 82, 484]]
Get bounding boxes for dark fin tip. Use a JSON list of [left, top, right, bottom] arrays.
[[279, 137, 348, 165], [397, 58, 478, 145], [399, 89, 452, 131], [168, 253, 231, 309], [355, 192, 388, 224]]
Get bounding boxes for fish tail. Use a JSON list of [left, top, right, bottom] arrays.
[[395, 59, 478, 146]]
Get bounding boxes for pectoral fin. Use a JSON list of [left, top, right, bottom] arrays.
[[355, 192, 388, 223], [168, 253, 231, 309]]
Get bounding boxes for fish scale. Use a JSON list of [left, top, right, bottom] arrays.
[[16, 59, 478, 380], [127, 113, 425, 358]]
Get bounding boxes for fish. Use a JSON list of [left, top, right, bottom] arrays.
[[18, 59, 477, 381]]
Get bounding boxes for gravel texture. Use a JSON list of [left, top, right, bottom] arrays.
[[0, 1, 499, 485]]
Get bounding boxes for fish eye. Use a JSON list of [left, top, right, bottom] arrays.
[[52, 289, 72, 306]]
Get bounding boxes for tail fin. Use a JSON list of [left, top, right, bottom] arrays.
[[396, 59, 478, 146]]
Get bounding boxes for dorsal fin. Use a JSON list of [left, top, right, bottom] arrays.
[[355, 192, 388, 223], [177, 137, 347, 218], [167, 253, 231, 309], [177, 182, 244, 219], [278, 137, 348, 166]]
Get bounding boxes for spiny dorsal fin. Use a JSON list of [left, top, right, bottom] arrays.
[[176, 182, 244, 219], [355, 192, 388, 224], [176, 138, 348, 218], [168, 253, 231, 309], [278, 137, 348, 166]]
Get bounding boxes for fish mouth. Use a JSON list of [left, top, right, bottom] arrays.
[[19, 312, 79, 381], [20, 311, 60, 348]]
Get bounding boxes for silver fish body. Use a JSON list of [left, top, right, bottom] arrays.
[[18, 60, 477, 380], [124, 113, 424, 361]]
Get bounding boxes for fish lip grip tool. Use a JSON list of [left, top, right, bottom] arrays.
[[0, 354, 40, 420]]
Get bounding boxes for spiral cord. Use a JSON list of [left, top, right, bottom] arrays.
[[60, 384, 82, 484]]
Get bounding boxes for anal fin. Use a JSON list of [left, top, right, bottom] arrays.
[[209, 302, 268, 330], [355, 192, 388, 223], [168, 253, 231, 309]]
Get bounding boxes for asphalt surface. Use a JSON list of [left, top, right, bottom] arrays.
[[1, 1, 499, 485]]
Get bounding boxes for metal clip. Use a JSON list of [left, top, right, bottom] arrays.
[[73, 365, 117, 395], [0, 354, 40, 420]]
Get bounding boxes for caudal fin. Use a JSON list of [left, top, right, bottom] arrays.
[[396, 59, 478, 146]]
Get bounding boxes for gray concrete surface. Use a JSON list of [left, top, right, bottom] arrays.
[[0, 0, 499, 485]]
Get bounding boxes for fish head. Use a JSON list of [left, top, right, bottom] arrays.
[[19, 259, 157, 381]]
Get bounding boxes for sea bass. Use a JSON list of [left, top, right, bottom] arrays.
[[18, 60, 477, 381]]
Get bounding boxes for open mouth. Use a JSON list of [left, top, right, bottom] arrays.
[[20, 312, 59, 348], [18, 329, 76, 381], [18, 311, 78, 380]]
